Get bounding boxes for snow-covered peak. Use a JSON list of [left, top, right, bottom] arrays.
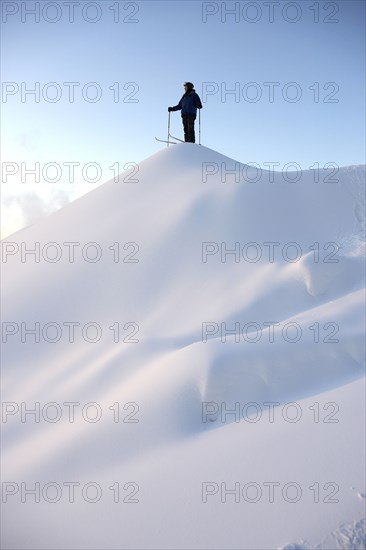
[[1, 144, 365, 550]]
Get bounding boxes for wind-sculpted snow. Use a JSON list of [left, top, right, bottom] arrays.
[[1, 144, 365, 549]]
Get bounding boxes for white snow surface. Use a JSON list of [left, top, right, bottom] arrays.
[[1, 144, 365, 549]]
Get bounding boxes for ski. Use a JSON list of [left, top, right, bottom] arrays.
[[155, 137, 177, 145], [168, 133, 185, 143]]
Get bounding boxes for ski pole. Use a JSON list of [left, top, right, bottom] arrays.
[[199, 109, 201, 145], [167, 111, 171, 147]]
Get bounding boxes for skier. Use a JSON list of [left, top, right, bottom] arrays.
[[168, 82, 203, 143]]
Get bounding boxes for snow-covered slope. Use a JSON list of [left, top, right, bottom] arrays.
[[1, 144, 365, 549]]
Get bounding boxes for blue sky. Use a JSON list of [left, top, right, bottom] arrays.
[[1, 0, 365, 235]]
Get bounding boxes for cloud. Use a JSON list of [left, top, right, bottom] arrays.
[[1, 190, 70, 239]]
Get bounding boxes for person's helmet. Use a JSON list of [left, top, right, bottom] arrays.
[[184, 82, 194, 90]]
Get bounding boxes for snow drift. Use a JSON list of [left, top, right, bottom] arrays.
[[1, 144, 365, 549]]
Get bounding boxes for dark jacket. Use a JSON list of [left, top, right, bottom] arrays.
[[171, 90, 203, 117]]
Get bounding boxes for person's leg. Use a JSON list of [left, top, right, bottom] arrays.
[[182, 115, 189, 142], [187, 115, 196, 143]]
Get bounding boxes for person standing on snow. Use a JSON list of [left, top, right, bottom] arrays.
[[168, 82, 203, 143]]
